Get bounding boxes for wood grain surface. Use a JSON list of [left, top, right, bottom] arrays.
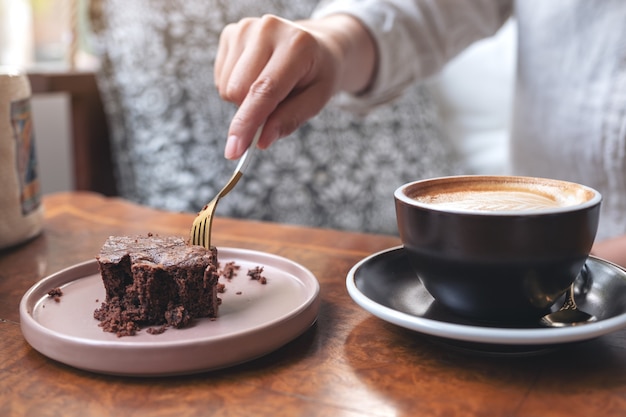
[[1, 192, 625, 417]]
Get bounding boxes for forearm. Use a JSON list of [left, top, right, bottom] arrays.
[[311, 0, 512, 113], [592, 235, 626, 268]]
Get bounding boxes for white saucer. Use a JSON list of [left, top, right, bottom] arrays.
[[347, 246, 626, 354], [20, 247, 320, 376]]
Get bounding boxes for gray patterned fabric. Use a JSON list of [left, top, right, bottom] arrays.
[[88, 0, 464, 235]]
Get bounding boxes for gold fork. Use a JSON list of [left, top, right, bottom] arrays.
[[190, 124, 264, 249]]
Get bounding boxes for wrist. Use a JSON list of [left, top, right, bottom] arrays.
[[300, 14, 377, 95]]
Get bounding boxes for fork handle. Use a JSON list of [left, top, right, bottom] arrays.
[[234, 123, 264, 174], [218, 171, 243, 198]]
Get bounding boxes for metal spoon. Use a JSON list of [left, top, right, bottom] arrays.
[[540, 269, 596, 327]]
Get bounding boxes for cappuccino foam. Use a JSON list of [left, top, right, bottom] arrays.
[[415, 189, 565, 211], [402, 176, 598, 213]]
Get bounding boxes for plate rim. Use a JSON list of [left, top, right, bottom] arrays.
[[346, 245, 626, 345], [20, 247, 321, 375]]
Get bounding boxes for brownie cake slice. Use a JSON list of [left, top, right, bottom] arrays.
[[94, 234, 220, 337]]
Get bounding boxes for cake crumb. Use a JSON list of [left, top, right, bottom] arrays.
[[147, 325, 168, 335], [47, 287, 63, 302], [220, 261, 240, 280], [247, 266, 267, 284]]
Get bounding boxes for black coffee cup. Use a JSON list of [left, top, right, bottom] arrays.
[[394, 175, 602, 323]]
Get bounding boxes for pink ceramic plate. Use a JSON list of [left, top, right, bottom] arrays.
[[20, 247, 320, 376]]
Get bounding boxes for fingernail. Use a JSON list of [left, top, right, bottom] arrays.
[[224, 135, 238, 159]]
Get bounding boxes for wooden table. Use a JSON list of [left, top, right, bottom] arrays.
[[1, 192, 625, 417]]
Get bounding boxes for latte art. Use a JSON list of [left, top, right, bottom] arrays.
[[400, 176, 599, 214], [416, 190, 567, 211]]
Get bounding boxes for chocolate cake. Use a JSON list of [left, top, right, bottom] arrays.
[[94, 234, 220, 337]]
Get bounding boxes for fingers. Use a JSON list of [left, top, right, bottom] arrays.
[[216, 15, 338, 159], [217, 18, 270, 106], [226, 79, 328, 158]]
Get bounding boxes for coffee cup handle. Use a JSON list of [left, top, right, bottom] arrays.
[[574, 263, 593, 297]]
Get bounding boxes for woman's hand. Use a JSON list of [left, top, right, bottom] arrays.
[[215, 14, 376, 159]]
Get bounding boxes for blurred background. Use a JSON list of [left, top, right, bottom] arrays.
[[1, 0, 95, 195], [0, 0, 516, 197]]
